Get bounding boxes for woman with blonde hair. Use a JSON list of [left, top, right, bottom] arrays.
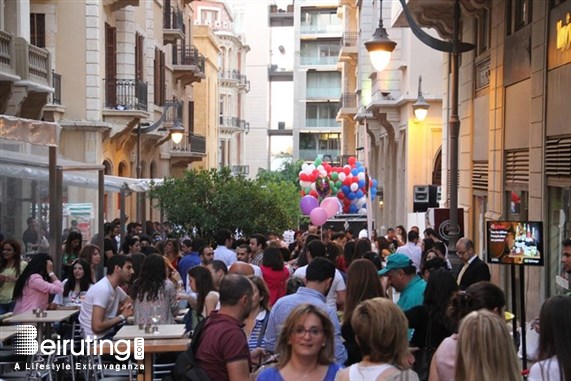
[[257, 304, 341, 381], [455, 309, 520, 381], [336, 297, 418, 381]]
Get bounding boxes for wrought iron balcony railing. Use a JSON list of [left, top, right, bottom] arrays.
[[164, 6, 185, 33], [49, 71, 62, 105], [104, 78, 148, 111], [173, 45, 205, 73]]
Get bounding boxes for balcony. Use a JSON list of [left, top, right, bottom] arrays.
[[219, 116, 249, 134], [43, 71, 65, 121], [339, 33, 358, 62], [14, 37, 51, 90], [268, 64, 293, 81], [336, 93, 358, 119], [219, 70, 250, 92], [299, 149, 340, 161], [163, 6, 185, 44], [168, 132, 207, 158], [104, 78, 147, 111], [0, 30, 17, 81], [269, 5, 293, 27], [172, 45, 206, 86], [231, 165, 250, 176], [103, 0, 139, 11], [300, 24, 342, 35], [306, 87, 341, 99], [305, 118, 340, 128]]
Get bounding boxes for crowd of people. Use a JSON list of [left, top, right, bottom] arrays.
[[0, 220, 570, 381]]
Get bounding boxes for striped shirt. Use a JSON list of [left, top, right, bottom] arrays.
[[247, 309, 268, 350]]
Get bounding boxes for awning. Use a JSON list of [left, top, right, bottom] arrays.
[[0, 149, 163, 193]]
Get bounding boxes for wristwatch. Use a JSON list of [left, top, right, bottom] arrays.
[[118, 314, 126, 322]]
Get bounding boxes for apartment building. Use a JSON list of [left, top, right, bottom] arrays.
[[0, 0, 210, 238]]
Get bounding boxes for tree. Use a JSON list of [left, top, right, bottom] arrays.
[[149, 167, 300, 242]]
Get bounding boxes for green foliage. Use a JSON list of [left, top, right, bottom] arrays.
[[256, 160, 303, 185], [149, 167, 300, 242]]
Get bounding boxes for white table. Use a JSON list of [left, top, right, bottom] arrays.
[[4, 309, 79, 340], [0, 326, 19, 342], [113, 324, 186, 341]]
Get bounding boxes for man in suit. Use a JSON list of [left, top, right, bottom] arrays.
[[456, 237, 491, 290]]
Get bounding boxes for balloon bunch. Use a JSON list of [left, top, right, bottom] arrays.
[[298, 156, 378, 225]]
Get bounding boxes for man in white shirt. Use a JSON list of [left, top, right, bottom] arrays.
[[213, 229, 237, 268], [396, 230, 422, 272], [79, 255, 134, 339], [293, 240, 346, 310], [235, 244, 262, 277]]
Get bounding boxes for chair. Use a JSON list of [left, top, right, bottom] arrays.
[[152, 353, 176, 381], [80, 327, 134, 381]]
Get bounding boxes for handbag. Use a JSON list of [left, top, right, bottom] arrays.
[[412, 315, 436, 381], [167, 317, 211, 381]]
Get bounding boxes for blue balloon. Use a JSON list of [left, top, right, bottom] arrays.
[[356, 190, 364, 198], [372, 179, 378, 187], [358, 167, 365, 173], [356, 162, 362, 167], [348, 192, 356, 200], [351, 168, 359, 176], [358, 180, 366, 188], [349, 205, 359, 213], [342, 185, 350, 194]]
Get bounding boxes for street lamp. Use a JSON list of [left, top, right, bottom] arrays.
[[366, 0, 475, 260], [412, 76, 430, 122], [364, 0, 396, 72], [136, 101, 184, 225]]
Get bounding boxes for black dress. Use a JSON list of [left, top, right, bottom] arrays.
[[341, 321, 361, 366]]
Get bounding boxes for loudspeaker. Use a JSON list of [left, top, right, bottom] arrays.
[[414, 185, 440, 212]]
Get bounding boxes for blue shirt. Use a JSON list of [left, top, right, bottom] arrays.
[[257, 363, 341, 381], [264, 287, 347, 365], [177, 252, 201, 287], [397, 275, 426, 312]]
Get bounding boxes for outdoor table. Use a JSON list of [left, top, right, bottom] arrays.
[[3, 309, 79, 340], [102, 338, 190, 381], [113, 324, 186, 341], [0, 326, 19, 342]]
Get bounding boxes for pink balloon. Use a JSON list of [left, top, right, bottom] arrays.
[[320, 197, 339, 218], [309, 207, 328, 226]]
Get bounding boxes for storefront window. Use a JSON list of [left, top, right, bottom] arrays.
[[547, 187, 570, 295]]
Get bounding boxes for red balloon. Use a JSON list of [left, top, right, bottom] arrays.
[[343, 167, 351, 175], [343, 178, 351, 186], [337, 191, 345, 199], [300, 173, 308, 181], [309, 190, 318, 198], [309, 174, 317, 182], [348, 156, 356, 165], [300, 190, 306, 196], [352, 177, 359, 183]]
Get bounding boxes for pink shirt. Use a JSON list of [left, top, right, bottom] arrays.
[[432, 334, 458, 381], [13, 274, 63, 314]]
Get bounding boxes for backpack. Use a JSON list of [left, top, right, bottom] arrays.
[[166, 317, 210, 381]]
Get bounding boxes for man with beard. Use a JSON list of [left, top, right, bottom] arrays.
[[264, 257, 347, 365], [79, 255, 134, 339], [194, 274, 256, 381]]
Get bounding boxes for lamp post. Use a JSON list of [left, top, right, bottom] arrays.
[[136, 101, 184, 226], [412, 76, 430, 122], [365, 0, 474, 261]]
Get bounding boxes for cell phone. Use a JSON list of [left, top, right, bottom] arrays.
[[407, 328, 415, 342]]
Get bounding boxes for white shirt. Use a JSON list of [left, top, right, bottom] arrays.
[[529, 356, 561, 381], [396, 242, 422, 271], [293, 265, 346, 309], [79, 277, 128, 339], [213, 245, 237, 268]]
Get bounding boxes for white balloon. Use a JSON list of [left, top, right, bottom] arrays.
[[357, 197, 367, 207], [311, 183, 316, 191], [357, 172, 366, 180], [350, 183, 358, 192], [308, 164, 316, 172], [338, 172, 346, 181], [299, 180, 304, 187], [320, 170, 327, 177], [358, 208, 367, 215], [302, 163, 309, 171], [317, 165, 324, 171]]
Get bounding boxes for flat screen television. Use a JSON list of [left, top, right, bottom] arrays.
[[486, 221, 544, 266]]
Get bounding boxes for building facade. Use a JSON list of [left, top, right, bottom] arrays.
[[387, 0, 571, 314]]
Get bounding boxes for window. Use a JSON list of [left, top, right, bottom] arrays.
[[306, 71, 341, 99], [507, 0, 532, 35], [135, 33, 144, 81], [298, 132, 341, 160], [30, 14, 45, 47], [306, 103, 339, 127], [105, 23, 117, 107], [300, 9, 341, 34], [475, 9, 491, 55], [300, 40, 340, 65], [153, 47, 165, 106], [188, 101, 194, 133], [547, 187, 570, 296]]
